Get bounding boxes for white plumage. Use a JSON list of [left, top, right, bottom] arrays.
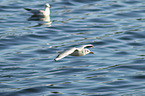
[[24, 3, 50, 16], [55, 44, 94, 61]]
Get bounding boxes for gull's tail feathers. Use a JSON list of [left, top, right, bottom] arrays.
[[24, 8, 32, 11]]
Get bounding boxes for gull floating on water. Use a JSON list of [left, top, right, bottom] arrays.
[[24, 3, 51, 26], [24, 3, 51, 16], [55, 44, 94, 61]]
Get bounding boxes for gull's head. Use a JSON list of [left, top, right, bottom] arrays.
[[45, 3, 50, 8], [85, 49, 94, 55]]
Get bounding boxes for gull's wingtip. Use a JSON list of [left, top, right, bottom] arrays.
[[24, 8, 31, 11], [84, 44, 94, 48], [90, 44, 94, 48], [54, 58, 60, 61], [88, 44, 93, 46]]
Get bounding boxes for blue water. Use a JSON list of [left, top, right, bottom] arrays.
[[0, 0, 145, 96]]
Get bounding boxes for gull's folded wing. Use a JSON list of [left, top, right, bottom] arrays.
[[24, 8, 42, 15]]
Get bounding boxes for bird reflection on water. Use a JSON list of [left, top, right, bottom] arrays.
[[27, 15, 51, 27]]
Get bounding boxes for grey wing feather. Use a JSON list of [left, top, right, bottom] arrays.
[[78, 44, 94, 50], [24, 8, 43, 15], [55, 47, 77, 61]]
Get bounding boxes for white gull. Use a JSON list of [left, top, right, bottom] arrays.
[[55, 44, 94, 61], [24, 3, 50, 17]]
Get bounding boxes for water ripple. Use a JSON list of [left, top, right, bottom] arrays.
[[0, 0, 145, 96]]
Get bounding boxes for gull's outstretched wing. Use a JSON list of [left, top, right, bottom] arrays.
[[78, 44, 94, 50], [55, 47, 77, 61]]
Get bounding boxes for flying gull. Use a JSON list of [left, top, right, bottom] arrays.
[[55, 44, 94, 61]]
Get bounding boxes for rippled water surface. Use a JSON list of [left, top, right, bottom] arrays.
[[1, 0, 145, 96]]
